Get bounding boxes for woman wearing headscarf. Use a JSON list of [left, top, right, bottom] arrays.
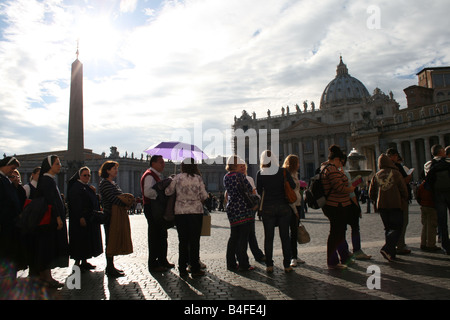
[[256, 150, 296, 273], [165, 158, 208, 277], [31, 155, 69, 287], [0, 156, 23, 280], [320, 145, 355, 269], [67, 167, 103, 271], [23, 167, 40, 199]]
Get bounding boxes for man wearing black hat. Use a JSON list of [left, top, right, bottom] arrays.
[[386, 148, 412, 255]]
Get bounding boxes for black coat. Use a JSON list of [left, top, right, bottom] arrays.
[[29, 175, 69, 270], [68, 180, 103, 260], [151, 178, 175, 229], [0, 173, 22, 266]]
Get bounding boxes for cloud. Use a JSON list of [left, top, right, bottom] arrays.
[[120, 0, 138, 13], [0, 0, 449, 158]]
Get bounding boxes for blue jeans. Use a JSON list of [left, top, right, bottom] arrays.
[[261, 203, 292, 268], [379, 208, 404, 258], [434, 192, 450, 252]]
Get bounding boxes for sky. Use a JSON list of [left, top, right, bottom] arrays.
[[1, 0, 449, 160]]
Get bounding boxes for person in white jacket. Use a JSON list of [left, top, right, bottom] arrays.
[[165, 158, 208, 276]]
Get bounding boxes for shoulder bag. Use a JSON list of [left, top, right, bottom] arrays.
[[297, 222, 311, 244], [237, 174, 259, 210], [283, 169, 297, 204]]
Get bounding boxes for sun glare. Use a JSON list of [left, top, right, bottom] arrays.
[[75, 15, 120, 63]]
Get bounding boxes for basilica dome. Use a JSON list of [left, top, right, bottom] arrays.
[[320, 57, 371, 109]]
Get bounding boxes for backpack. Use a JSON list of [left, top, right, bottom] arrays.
[[425, 158, 450, 192], [304, 164, 331, 209]]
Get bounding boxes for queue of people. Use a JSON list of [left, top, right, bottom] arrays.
[[1, 143, 449, 290]]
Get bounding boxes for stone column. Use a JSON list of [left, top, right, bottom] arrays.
[[298, 140, 305, 178], [313, 138, 319, 169], [424, 137, 431, 159], [410, 139, 418, 179]]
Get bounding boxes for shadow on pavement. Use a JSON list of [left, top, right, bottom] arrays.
[[150, 269, 266, 300]]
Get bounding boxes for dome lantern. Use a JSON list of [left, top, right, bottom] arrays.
[[320, 57, 371, 109]]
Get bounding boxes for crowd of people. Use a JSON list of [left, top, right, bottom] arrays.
[[1, 143, 449, 291]]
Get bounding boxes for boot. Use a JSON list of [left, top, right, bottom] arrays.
[[105, 256, 124, 278]]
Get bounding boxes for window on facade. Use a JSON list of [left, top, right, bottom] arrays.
[[337, 136, 346, 150], [304, 139, 313, 154], [433, 74, 445, 87], [376, 107, 384, 116], [444, 74, 450, 86]]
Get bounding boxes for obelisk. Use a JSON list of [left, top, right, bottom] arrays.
[[66, 46, 85, 178]]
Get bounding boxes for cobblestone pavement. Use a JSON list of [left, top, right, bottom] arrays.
[[10, 203, 450, 302]]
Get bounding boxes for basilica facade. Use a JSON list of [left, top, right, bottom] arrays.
[[233, 58, 450, 181]]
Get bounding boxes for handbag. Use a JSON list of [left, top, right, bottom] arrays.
[[297, 223, 310, 244], [18, 197, 52, 233], [91, 210, 107, 224], [237, 174, 259, 210], [258, 189, 265, 215], [283, 169, 297, 204], [201, 214, 211, 236]]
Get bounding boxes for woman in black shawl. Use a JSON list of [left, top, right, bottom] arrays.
[[0, 156, 22, 280], [31, 155, 69, 288], [67, 167, 103, 271]]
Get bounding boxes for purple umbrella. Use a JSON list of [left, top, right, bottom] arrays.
[[144, 141, 208, 161]]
